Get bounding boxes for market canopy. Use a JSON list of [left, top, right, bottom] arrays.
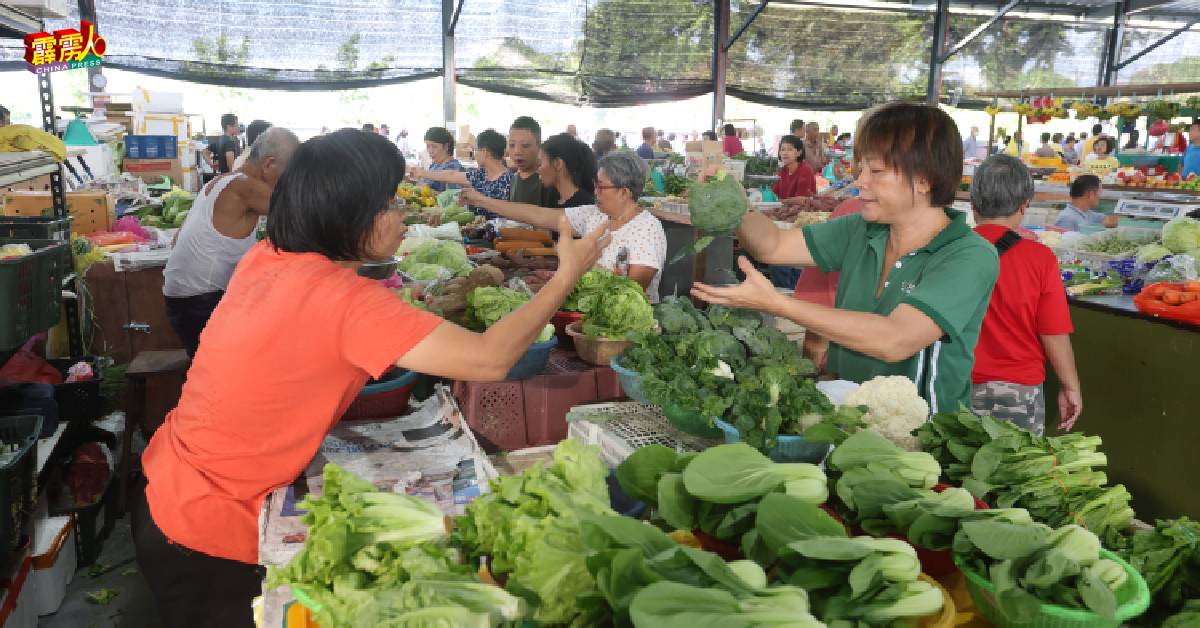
[[3, 0, 1200, 108]]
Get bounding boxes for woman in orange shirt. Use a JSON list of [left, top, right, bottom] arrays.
[[131, 130, 608, 628]]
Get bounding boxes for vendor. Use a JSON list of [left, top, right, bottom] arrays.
[[1084, 137, 1120, 177], [463, 151, 666, 301], [134, 129, 609, 628], [409, 129, 513, 218], [162, 127, 300, 357], [1051, 175, 1119, 231], [691, 102, 999, 414], [417, 126, 464, 193], [1180, 121, 1200, 179], [774, 135, 817, 202]]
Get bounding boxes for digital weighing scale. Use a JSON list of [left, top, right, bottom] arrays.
[[1113, 193, 1200, 221]]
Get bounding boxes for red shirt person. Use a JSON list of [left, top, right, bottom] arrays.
[[967, 155, 1083, 435], [773, 135, 818, 201], [722, 123, 745, 157]]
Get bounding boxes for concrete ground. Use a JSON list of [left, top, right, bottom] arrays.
[[38, 489, 161, 628]]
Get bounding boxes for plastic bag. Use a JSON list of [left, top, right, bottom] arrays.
[[1133, 282, 1200, 325], [0, 243, 32, 260], [0, 336, 62, 385], [406, 223, 463, 240], [1146, 255, 1198, 283]]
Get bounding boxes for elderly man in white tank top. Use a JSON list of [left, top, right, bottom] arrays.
[[163, 127, 300, 357]]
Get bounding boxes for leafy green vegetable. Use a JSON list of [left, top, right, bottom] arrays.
[[954, 520, 1129, 621], [403, 262, 453, 282], [682, 444, 827, 506], [1163, 217, 1200, 254], [581, 277, 655, 340], [464, 287, 554, 342], [1163, 600, 1200, 627], [454, 439, 614, 624], [1120, 517, 1200, 621], [827, 430, 940, 520], [628, 581, 824, 627], [672, 172, 749, 262], [86, 588, 119, 605], [1136, 242, 1173, 265], [398, 240, 473, 277]]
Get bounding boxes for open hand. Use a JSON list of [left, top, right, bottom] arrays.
[[459, 187, 485, 207], [555, 215, 610, 279], [691, 256, 784, 314]]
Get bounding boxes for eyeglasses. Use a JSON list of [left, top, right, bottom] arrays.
[[596, 184, 622, 192]]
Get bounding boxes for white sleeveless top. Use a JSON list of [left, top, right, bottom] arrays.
[[163, 174, 258, 298]]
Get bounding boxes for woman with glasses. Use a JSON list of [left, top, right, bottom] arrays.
[[463, 149, 667, 301]]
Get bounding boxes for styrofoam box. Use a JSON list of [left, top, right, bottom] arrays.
[[29, 515, 76, 616], [7, 0, 69, 18], [0, 557, 36, 628], [132, 89, 185, 114]]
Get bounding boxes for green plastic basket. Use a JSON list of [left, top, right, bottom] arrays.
[[714, 418, 831, 463], [662, 403, 722, 438], [954, 549, 1150, 628], [0, 217, 72, 241], [0, 238, 69, 350]]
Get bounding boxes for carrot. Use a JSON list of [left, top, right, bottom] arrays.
[[1183, 281, 1200, 293], [1181, 292, 1199, 303], [1163, 290, 1183, 305], [520, 247, 557, 257], [495, 239, 546, 252], [499, 228, 553, 243], [1151, 285, 1169, 298]]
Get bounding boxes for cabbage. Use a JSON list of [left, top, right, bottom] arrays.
[[1162, 217, 1200, 254], [398, 240, 472, 277], [403, 262, 452, 282], [436, 187, 462, 208], [580, 284, 655, 340], [1135, 243, 1172, 265]]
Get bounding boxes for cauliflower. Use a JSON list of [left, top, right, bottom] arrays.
[[843, 376, 930, 451], [1037, 230, 1063, 248]]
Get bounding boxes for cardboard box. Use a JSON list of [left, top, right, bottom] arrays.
[[0, 190, 115, 234], [136, 114, 189, 140], [125, 157, 184, 187], [2, 174, 52, 193]]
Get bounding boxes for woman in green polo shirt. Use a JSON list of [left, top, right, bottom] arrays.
[[692, 102, 999, 414]]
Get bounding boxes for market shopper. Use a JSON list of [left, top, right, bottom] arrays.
[[968, 155, 1083, 434], [593, 128, 617, 158], [409, 129, 513, 218], [1035, 133, 1058, 158], [162, 127, 301, 358], [463, 133, 597, 213], [803, 122, 829, 172], [135, 129, 610, 628], [206, 113, 241, 175], [415, 126, 464, 193], [464, 151, 666, 299], [231, 120, 271, 170], [1062, 137, 1080, 165], [773, 135, 817, 201], [691, 102, 1000, 414], [1080, 124, 1103, 158], [723, 123, 745, 157], [637, 127, 657, 160], [1052, 175, 1119, 231], [508, 116, 544, 205], [1181, 121, 1200, 178]]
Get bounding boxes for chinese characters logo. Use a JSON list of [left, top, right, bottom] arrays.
[[24, 20, 107, 74]]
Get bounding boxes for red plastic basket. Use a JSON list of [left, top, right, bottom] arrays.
[[453, 380, 529, 451], [341, 370, 418, 421], [551, 310, 584, 346], [894, 483, 989, 579]]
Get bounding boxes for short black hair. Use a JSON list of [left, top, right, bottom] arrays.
[[475, 129, 506, 161], [723, 123, 737, 137], [362, 123, 376, 133], [221, 113, 238, 130], [246, 120, 272, 147], [854, 101, 963, 207], [778, 135, 806, 161], [702, 130, 718, 140], [1070, 174, 1101, 199], [510, 116, 541, 141], [1092, 123, 1103, 135], [423, 126, 455, 155], [542, 133, 597, 194], [266, 129, 405, 261], [789, 119, 804, 134], [0, 105, 9, 121], [1040, 132, 1051, 143], [1051, 132, 1063, 143], [1190, 120, 1200, 131]]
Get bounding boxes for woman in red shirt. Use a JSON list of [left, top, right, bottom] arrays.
[[773, 135, 817, 201], [132, 130, 608, 628], [722, 123, 745, 157]]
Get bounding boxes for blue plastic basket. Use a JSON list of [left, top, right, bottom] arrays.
[[505, 336, 558, 380], [609, 356, 650, 404], [714, 418, 832, 463], [360, 369, 419, 396]]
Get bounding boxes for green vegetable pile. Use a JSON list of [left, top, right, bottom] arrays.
[[916, 408, 1134, 548], [672, 172, 749, 262], [1080, 232, 1152, 256], [562, 269, 656, 340], [619, 297, 828, 452], [612, 442, 942, 625], [744, 155, 780, 177], [454, 439, 615, 625], [1120, 517, 1200, 622], [955, 520, 1133, 622], [465, 286, 554, 342], [663, 174, 691, 197], [266, 464, 526, 627], [1162, 216, 1200, 258], [825, 431, 941, 522], [398, 240, 473, 278], [136, 187, 193, 229], [617, 443, 828, 544]]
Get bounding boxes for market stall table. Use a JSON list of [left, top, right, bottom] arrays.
[[1045, 293, 1200, 522]]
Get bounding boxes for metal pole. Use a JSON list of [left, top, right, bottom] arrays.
[[988, 99, 997, 155], [77, 0, 102, 109], [926, 0, 950, 105], [711, 0, 730, 131], [442, 0, 457, 131], [1100, 0, 1130, 87]]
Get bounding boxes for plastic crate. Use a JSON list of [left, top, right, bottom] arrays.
[[505, 336, 557, 380], [47, 358, 102, 425], [0, 218, 71, 242], [714, 418, 830, 463], [341, 369, 418, 421], [522, 352, 597, 446], [955, 549, 1149, 628], [566, 402, 722, 467], [609, 357, 648, 404], [453, 380, 528, 451], [0, 239, 69, 351], [0, 415, 41, 554], [595, 364, 624, 401]]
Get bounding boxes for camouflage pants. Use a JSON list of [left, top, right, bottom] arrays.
[[970, 382, 1046, 436]]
